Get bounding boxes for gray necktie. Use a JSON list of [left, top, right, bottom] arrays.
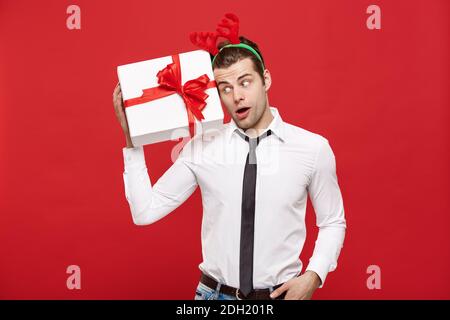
[[235, 129, 272, 297]]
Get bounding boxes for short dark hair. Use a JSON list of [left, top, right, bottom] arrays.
[[212, 36, 265, 84]]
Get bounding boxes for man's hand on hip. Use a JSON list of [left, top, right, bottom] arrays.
[[270, 270, 322, 300]]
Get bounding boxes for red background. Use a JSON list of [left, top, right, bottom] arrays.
[[0, 0, 448, 299]]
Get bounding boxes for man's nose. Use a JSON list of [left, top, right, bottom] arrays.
[[233, 87, 245, 104]]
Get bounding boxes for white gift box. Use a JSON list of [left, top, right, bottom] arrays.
[[117, 50, 224, 146]]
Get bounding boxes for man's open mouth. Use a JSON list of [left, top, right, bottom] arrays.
[[236, 107, 251, 114]]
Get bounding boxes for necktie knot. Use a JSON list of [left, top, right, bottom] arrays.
[[239, 129, 272, 145]]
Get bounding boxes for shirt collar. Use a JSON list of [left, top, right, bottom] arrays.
[[226, 106, 286, 143]]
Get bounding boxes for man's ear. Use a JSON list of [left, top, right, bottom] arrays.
[[263, 69, 272, 92]]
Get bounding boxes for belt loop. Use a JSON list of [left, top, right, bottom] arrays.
[[214, 281, 221, 300], [215, 281, 221, 293]]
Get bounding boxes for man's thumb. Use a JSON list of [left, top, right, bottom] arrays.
[[270, 283, 288, 298]]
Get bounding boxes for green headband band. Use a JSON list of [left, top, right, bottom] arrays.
[[212, 43, 265, 71]]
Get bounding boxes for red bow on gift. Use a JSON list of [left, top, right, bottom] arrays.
[[123, 54, 217, 138]]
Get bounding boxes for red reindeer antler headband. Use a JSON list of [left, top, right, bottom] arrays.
[[189, 13, 265, 70]]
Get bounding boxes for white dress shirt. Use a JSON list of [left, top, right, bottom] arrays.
[[122, 107, 346, 289]]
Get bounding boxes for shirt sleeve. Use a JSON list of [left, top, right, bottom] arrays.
[[305, 138, 347, 288], [122, 143, 198, 226]]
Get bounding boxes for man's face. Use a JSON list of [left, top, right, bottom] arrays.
[[213, 58, 270, 130]]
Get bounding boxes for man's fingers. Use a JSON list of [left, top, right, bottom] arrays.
[[270, 283, 289, 299], [113, 82, 121, 96], [113, 83, 124, 109]]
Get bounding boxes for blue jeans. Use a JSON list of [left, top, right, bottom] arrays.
[[194, 282, 237, 300], [194, 281, 278, 300]]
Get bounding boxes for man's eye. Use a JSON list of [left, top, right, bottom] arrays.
[[242, 80, 250, 87], [222, 87, 232, 94]]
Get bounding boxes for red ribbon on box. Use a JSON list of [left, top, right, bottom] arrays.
[[123, 54, 217, 138]]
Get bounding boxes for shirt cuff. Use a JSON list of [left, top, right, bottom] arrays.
[[123, 146, 146, 169], [305, 256, 333, 288]]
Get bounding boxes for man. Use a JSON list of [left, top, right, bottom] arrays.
[[112, 36, 346, 300]]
